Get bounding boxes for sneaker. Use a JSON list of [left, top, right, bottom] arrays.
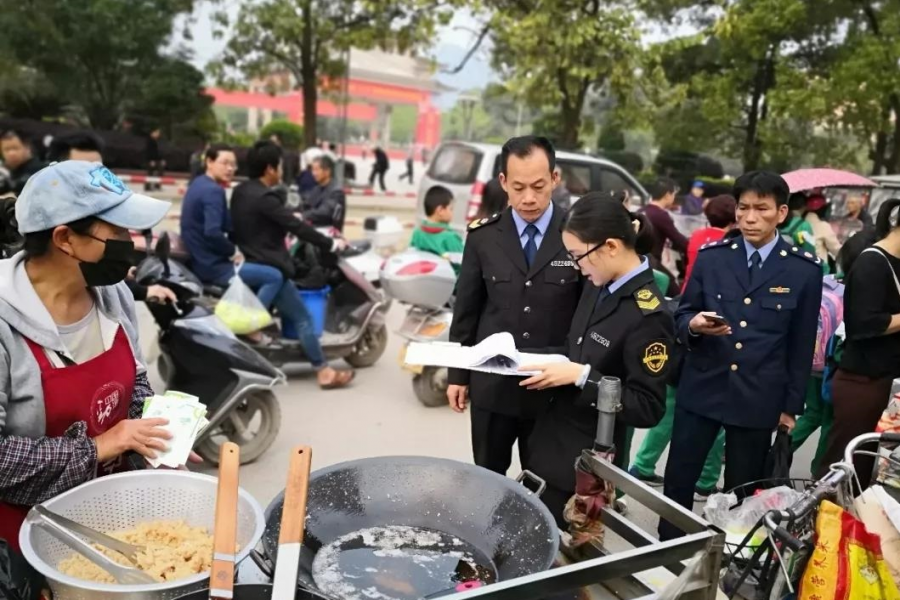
[[614, 496, 629, 515], [628, 466, 664, 487], [694, 485, 721, 502]]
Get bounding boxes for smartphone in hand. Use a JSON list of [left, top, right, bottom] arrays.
[[704, 313, 729, 327]]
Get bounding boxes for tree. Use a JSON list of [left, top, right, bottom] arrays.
[[0, 61, 66, 121], [213, 0, 457, 148], [260, 119, 305, 150], [654, 0, 848, 171], [0, 0, 198, 130], [817, 1, 900, 174], [127, 56, 216, 143], [487, 1, 643, 149]]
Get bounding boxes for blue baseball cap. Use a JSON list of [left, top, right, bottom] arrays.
[[692, 180, 705, 188], [15, 161, 171, 234]]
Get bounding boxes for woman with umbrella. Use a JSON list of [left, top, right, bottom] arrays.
[[515, 195, 674, 527]]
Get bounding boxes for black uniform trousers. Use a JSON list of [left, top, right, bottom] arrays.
[[471, 405, 533, 475], [659, 406, 771, 540]]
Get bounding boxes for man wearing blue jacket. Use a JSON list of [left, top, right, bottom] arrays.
[[180, 144, 239, 285], [659, 171, 823, 540]]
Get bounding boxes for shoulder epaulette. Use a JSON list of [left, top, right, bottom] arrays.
[[785, 244, 822, 266], [633, 287, 663, 315], [699, 239, 733, 252], [468, 212, 501, 231]]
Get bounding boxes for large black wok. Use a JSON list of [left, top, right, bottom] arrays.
[[260, 456, 560, 591]]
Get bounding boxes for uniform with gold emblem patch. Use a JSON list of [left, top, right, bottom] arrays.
[[659, 232, 823, 540], [526, 264, 674, 524]]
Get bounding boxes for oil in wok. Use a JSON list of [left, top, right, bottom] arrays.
[[311, 525, 497, 600]]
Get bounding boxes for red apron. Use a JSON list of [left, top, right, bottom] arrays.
[[0, 326, 135, 551]]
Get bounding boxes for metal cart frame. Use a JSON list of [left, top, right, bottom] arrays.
[[444, 451, 726, 600]]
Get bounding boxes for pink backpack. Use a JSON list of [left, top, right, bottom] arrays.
[[813, 277, 844, 372]]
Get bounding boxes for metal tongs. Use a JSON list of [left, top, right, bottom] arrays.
[[30, 505, 157, 585]]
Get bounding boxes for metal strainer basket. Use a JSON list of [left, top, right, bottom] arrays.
[[19, 470, 265, 600]]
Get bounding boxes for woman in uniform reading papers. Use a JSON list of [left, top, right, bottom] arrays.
[[518, 194, 675, 525]]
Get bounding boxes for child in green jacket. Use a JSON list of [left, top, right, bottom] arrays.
[[410, 186, 465, 258]]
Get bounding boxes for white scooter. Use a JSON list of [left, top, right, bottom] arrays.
[[380, 250, 460, 407]]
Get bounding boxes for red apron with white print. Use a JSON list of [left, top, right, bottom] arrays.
[[0, 327, 136, 551]]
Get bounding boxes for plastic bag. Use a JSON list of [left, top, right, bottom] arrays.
[[876, 394, 900, 489], [0, 539, 46, 600], [854, 487, 900, 583], [799, 500, 900, 600], [704, 486, 803, 558], [764, 425, 794, 485], [213, 274, 273, 335]]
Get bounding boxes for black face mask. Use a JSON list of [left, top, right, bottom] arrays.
[[74, 237, 135, 287]]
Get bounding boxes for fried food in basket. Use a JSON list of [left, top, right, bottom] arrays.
[[58, 520, 214, 584]]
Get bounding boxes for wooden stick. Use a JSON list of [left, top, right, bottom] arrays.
[[209, 442, 240, 600]]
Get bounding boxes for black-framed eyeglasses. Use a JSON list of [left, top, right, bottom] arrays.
[[567, 242, 605, 264]]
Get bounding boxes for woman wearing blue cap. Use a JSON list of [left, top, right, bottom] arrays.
[[0, 161, 178, 550]]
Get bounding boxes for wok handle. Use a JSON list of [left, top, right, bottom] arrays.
[[210, 442, 240, 600], [272, 445, 313, 600], [516, 470, 548, 498], [278, 445, 313, 545]]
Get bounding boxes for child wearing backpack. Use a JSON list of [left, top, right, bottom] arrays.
[[790, 274, 843, 474]]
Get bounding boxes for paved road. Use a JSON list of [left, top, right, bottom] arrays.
[[136, 300, 821, 537]]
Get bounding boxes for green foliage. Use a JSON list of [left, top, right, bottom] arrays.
[[213, 0, 460, 147], [487, 0, 644, 149], [390, 105, 418, 143], [260, 119, 305, 150], [0, 62, 66, 121], [127, 56, 216, 143], [0, 0, 212, 142], [597, 123, 626, 152], [0, 0, 197, 130]]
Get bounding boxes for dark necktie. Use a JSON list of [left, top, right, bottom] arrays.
[[524, 223, 539, 267], [595, 286, 611, 305], [749, 250, 762, 285]]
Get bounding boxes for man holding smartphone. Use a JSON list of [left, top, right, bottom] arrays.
[[659, 171, 823, 540]]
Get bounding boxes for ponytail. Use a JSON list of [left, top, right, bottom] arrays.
[[875, 198, 900, 241], [563, 191, 654, 254], [630, 211, 655, 256]]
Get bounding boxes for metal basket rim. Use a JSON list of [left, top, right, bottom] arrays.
[[18, 470, 265, 593]]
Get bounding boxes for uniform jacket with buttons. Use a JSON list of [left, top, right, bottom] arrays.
[[448, 207, 582, 417], [675, 235, 823, 429], [527, 268, 673, 492]]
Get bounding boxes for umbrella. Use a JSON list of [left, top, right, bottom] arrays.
[[782, 168, 877, 193]]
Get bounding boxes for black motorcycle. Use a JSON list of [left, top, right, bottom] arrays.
[[135, 234, 285, 465]]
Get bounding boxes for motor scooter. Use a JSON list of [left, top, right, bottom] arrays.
[[135, 233, 285, 466], [380, 250, 460, 407], [199, 236, 391, 371]]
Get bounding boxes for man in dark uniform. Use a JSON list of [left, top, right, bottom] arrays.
[[660, 171, 823, 540], [447, 135, 582, 475]]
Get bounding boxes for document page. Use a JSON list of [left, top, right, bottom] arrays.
[[404, 332, 570, 376]]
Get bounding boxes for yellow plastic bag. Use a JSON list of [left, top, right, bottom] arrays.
[[799, 500, 900, 600], [214, 275, 273, 335]]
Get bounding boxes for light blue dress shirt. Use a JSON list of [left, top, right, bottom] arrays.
[[744, 234, 779, 268], [511, 203, 554, 251]]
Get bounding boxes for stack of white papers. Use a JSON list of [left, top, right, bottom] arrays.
[[404, 332, 570, 376], [141, 391, 209, 468]]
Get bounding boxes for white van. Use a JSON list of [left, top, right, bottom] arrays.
[[417, 141, 649, 232]]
